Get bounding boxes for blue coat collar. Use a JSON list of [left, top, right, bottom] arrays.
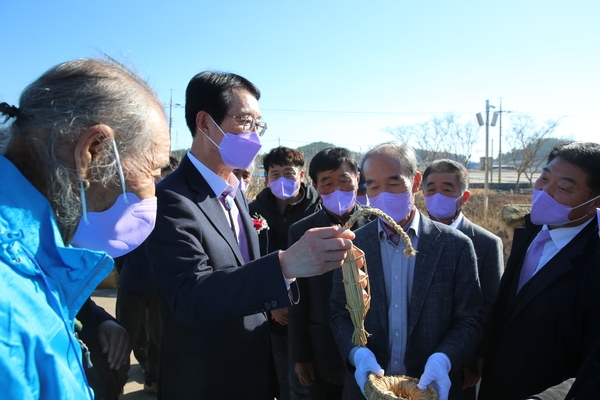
[[0, 156, 113, 319]]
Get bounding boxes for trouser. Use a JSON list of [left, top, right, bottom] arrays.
[[271, 332, 309, 400], [116, 288, 161, 383]]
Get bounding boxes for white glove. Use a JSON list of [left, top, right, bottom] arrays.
[[351, 347, 384, 396], [417, 352, 452, 400]]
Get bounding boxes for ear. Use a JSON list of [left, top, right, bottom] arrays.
[[74, 124, 115, 180], [195, 111, 211, 137], [412, 172, 422, 194], [299, 170, 305, 180], [462, 190, 471, 203]]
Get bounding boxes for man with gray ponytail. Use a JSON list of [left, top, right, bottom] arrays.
[[0, 58, 170, 399]]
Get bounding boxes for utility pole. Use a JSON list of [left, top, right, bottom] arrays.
[[491, 139, 494, 182], [476, 100, 498, 222], [168, 90, 182, 153], [497, 98, 512, 183]]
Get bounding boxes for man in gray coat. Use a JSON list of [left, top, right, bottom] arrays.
[[422, 159, 503, 398], [330, 142, 483, 400]]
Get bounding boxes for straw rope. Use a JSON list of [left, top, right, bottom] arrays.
[[341, 207, 432, 399], [340, 207, 416, 347], [344, 207, 417, 258]]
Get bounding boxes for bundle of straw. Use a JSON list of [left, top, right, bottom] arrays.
[[341, 207, 416, 347], [364, 374, 438, 400], [341, 207, 435, 399]]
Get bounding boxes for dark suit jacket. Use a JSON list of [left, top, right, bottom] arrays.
[[146, 155, 291, 399], [287, 204, 375, 386], [459, 216, 503, 321], [478, 215, 600, 400], [533, 335, 600, 399], [330, 213, 483, 400]]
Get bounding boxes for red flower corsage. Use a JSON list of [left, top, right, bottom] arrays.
[[252, 213, 269, 233]]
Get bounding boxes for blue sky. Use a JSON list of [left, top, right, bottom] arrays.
[[1, 1, 599, 157]]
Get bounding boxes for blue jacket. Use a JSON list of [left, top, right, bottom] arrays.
[[0, 156, 114, 399]]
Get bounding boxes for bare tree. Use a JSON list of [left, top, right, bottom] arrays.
[[384, 113, 481, 166], [504, 114, 561, 190]]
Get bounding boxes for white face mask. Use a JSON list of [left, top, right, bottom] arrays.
[[70, 140, 157, 257]]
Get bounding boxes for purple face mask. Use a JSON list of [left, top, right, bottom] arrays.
[[269, 177, 300, 200], [425, 193, 459, 220], [239, 180, 250, 194], [368, 191, 413, 223], [204, 115, 262, 169], [530, 189, 600, 226], [356, 194, 369, 206], [71, 193, 157, 258], [71, 140, 157, 257], [320, 190, 357, 216]]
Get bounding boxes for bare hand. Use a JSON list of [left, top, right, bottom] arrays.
[[279, 226, 354, 279], [97, 320, 131, 370], [462, 366, 481, 389], [270, 308, 288, 325], [295, 361, 316, 386]]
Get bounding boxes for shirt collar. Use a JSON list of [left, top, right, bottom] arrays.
[[378, 207, 420, 241], [450, 212, 464, 229], [544, 217, 593, 251], [187, 151, 239, 198]]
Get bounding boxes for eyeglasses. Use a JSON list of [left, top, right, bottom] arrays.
[[226, 114, 268, 136]]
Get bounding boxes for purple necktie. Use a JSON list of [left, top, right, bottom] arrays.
[[219, 192, 250, 263], [517, 229, 551, 293], [219, 194, 237, 239]]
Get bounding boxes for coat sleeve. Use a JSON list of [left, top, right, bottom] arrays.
[[474, 231, 504, 321], [434, 236, 484, 371], [147, 187, 290, 326], [532, 378, 575, 400], [287, 222, 312, 363]]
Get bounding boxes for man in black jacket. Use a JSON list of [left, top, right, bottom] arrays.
[[478, 142, 600, 400], [288, 147, 375, 399], [249, 146, 321, 400]]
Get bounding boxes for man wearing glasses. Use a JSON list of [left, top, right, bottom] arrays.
[[144, 71, 354, 399]]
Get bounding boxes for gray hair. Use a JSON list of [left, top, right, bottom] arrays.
[[1, 57, 163, 229], [361, 141, 419, 179], [422, 159, 469, 193]]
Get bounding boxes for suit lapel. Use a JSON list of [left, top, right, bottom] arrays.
[[181, 156, 245, 265], [508, 220, 597, 322], [459, 217, 476, 240], [408, 216, 443, 338], [236, 191, 260, 261], [356, 221, 389, 335]]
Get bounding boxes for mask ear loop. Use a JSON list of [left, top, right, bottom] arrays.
[[112, 139, 129, 204], [200, 114, 227, 149], [79, 179, 91, 225]]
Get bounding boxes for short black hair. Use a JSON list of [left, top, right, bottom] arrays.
[[422, 159, 469, 192], [262, 146, 304, 174], [185, 71, 260, 137], [546, 141, 600, 194], [308, 147, 357, 182]]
